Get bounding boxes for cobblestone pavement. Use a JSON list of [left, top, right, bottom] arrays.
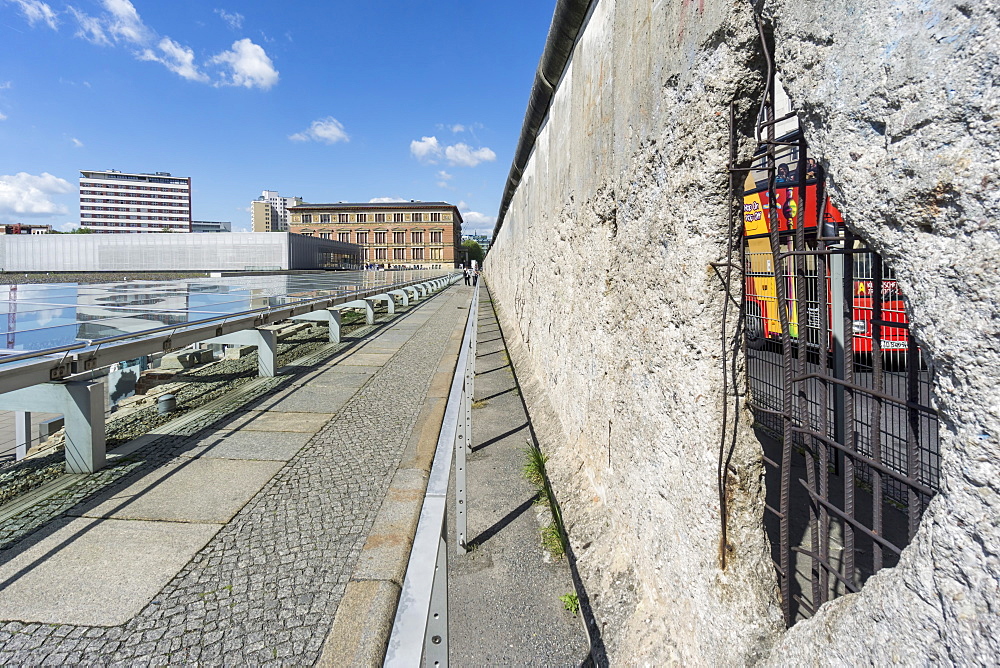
[[0, 285, 468, 665]]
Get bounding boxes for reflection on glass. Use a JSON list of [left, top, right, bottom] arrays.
[[0, 270, 448, 354]]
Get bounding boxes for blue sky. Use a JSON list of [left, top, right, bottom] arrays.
[[0, 0, 556, 234]]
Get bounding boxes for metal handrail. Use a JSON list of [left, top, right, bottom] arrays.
[[385, 282, 478, 666]]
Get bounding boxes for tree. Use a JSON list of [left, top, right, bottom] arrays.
[[462, 239, 484, 266]]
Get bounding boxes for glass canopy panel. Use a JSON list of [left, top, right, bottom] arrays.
[[0, 270, 446, 355]]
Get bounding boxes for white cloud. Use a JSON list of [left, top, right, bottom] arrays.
[[10, 0, 58, 30], [60, 221, 80, 232], [410, 136, 495, 167], [369, 197, 407, 203], [0, 81, 10, 90], [450, 124, 465, 133], [0, 113, 7, 121], [140, 37, 208, 82], [460, 209, 496, 229], [289, 117, 348, 144], [436, 171, 453, 189], [69, 6, 110, 44], [63, 3, 279, 90], [445, 143, 496, 167], [215, 8, 243, 30], [410, 136, 441, 164], [102, 0, 150, 44], [0, 172, 73, 219], [70, 137, 83, 147], [209, 38, 279, 89]]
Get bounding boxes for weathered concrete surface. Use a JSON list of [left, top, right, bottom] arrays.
[[487, 0, 782, 663], [485, 0, 998, 664]]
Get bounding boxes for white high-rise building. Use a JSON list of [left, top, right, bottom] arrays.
[[80, 170, 192, 233], [251, 190, 304, 232]]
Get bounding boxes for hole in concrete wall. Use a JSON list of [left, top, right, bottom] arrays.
[[737, 73, 940, 627]]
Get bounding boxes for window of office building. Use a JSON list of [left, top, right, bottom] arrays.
[[357, 232, 368, 244], [412, 212, 423, 222], [320, 233, 331, 239], [320, 214, 331, 223], [430, 231, 443, 243], [302, 214, 313, 224], [338, 232, 349, 243], [393, 213, 404, 223], [431, 212, 441, 222], [375, 248, 387, 259], [430, 248, 442, 260], [411, 231, 423, 243], [339, 214, 350, 223], [393, 231, 405, 244], [412, 247, 424, 260], [393, 248, 406, 260], [374, 231, 386, 244], [357, 213, 367, 223], [375, 213, 386, 223]]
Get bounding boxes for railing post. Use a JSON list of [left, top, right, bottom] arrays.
[[424, 525, 450, 666], [14, 410, 30, 461]]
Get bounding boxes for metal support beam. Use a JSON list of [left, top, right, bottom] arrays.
[[337, 299, 375, 325], [388, 289, 409, 307], [403, 286, 420, 302], [201, 329, 278, 377], [368, 293, 395, 315], [14, 410, 30, 461], [290, 309, 341, 343], [0, 381, 105, 473]]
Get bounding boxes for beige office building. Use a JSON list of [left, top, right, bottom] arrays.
[[251, 190, 304, 232], [288, 201, 463, 269]]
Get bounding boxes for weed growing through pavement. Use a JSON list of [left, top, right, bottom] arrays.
[[472, 399, 489, 409], [522, 443, 548, 489], [559, 592, 580, 615], [541, 522, 565, 559]]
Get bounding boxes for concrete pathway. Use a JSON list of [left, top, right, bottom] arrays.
[[448, 285, 591, 665], [0, 283, 469, 664]]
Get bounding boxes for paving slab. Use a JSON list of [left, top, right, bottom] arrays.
[[176, 429, 312, 462], [254, 385, 359, 413], [0, 516, 221, 626], [336, 352, 395, 366], [76, 457, 284, 523], [356, 341, 407, 353], [222, 409, 335, 433], [291, 368, 375, 389]]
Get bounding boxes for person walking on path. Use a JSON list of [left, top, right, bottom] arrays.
[[464, 268, 471, 286], [472, 269, 480, 286]]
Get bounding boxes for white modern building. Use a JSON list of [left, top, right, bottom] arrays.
[[192, 220, 232, 233], [0, 233, 361, 272], [80, 170, 192, 233], [251, 190, 305, 232]]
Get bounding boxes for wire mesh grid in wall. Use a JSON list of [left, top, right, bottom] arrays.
[[738, 81, 940, 625]]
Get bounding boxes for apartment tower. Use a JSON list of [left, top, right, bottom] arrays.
[[79, 170, 192, 233], [251, 190, 305, 232]]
